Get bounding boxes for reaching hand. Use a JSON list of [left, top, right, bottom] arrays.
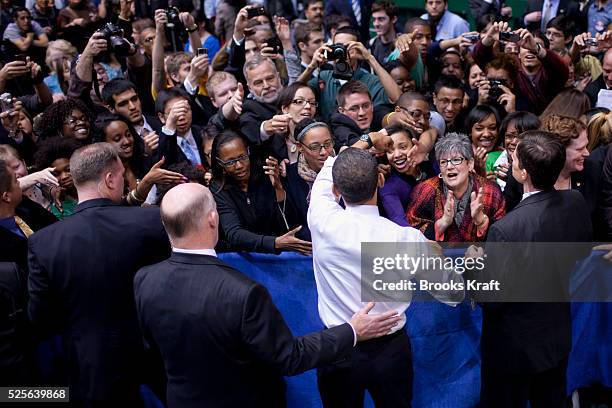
[[263, 156, 283, 190], [275, 226, 312, 256], [143, 131, 159, 156], [395, 30, 416, 53], [141, 157, 188, 187], [470, 187, 486, 225], [349, 302, 402, 341], [264, 114, 291, 135], [406, 137, 428, 168], [368, 128, 393, 153]]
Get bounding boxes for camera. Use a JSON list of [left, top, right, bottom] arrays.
[[584, 38, 598, 46], [463, 33, 479, 43], [326, 43, 348, 61], [326, 44, 352, 80], [499, 31, 520, 43], [165, 6, 181, 29], [247, 6, 266, 19], [0, 93, 14, 113], [488, 79, 506, 101], [97, 23, 131, 56], [197, 48, 207, 57]]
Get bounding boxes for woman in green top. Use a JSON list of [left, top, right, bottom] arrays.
[[34, 138, 82, 220], [465, 105, 502, 178]]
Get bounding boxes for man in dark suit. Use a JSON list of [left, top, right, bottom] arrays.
[[584, 48, 612, 107], [324, 0, 373, 42], [156, 88, 207, 168], [523, 0, 584, 33], [102, 79, 164, 158], [28, 143, 171, 407], [134, 182, 401, 408], [478, 131, 592, 407]]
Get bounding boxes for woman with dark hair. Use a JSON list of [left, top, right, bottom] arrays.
[[33, 137, 82, 219], [379, 124, 433, 226], [406, 133, 505, 242], [211, 131, 311, 254], [284, 118, 335, 241], [540, 88, 591, 123], [491, 111, 541, 190], [93, 113, 187, 206], [267, 81, 318, 164], [465, 104, 501, 176], [38, 98, 95, 142]]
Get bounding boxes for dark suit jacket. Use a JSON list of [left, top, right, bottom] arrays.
[[584, 74, 606, 107], [27, 199, 171, 404], [240, 99, 277, 146], [134, 252, 354, 408], [481, 190, 592, 375], [156, 125, 207, 169], [523, 0, 584, 32], [324, 0, 373, 42]]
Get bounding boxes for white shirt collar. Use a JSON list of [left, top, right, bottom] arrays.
[[521, 190, 542, 201], [344, 204, 380, 217], [173, 247, 217, 257]]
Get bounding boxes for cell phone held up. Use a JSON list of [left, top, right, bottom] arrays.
[[197, 47, 208, 57], [263, 37, 282, 55], [499, 31, 521, 43], [247, 6, 266, 19], [584, 38, 598, 47], [0, 93, 14, 113]]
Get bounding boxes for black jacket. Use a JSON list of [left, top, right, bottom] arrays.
[[239, 99, 277, 146], [481, 190, 592, 375], [211, 170, 300, 253], [523, 0, 585, 33], [156, 125, 206, 168], [134, 252, 353, 408], [584, 74, 606, 108], [27, 199, 171, 404], [284, 162, 312, 242], [330, 112, 364, 151]]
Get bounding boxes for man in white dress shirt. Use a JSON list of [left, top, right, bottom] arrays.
[[308, 130, 464, 407]]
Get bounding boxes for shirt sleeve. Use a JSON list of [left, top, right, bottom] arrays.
[[307, 156, 343, 234]]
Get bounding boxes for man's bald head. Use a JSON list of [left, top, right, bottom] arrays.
[[160, 183, 217, 243], [603, 48, 612, 88]]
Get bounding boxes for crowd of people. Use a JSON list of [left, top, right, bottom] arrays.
[[0, 0, 611, 406]]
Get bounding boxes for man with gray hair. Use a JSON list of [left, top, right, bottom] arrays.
[[240, 54, 292, 146], [134, 182, 402, 407], [28, 142, 170, 406]]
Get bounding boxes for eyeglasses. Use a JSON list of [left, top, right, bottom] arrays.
[[504, 131, 520, 140], [302, 140, 334, 152], [143, 37, 155, 43], [216, 148, 250, 168], [436, 98, 463, 106], [399, 107, 431, 120], [64, 116, 88, 126], [439, 157, 466, 167], [345, 102, 372, 114], [292, 99, 318, 108]]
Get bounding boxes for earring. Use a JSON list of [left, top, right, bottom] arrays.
[[438, 173, 443, 179]]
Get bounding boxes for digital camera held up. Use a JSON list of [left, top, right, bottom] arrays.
[[326, 43, 353, 80], [97, 23, 131, 56]]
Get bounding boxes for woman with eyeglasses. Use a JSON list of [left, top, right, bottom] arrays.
[[379, 125, 434, 226], [211, 131, 312, 255], [267, 82, 318, 165], [406, 133, 505, 242], [38, 98, 94, 142], [284, 118, 335, 241]]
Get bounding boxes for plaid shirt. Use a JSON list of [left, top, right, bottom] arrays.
[[406, 174, 506, 242]]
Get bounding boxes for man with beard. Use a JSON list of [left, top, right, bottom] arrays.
[[240, 55, 289, 146]]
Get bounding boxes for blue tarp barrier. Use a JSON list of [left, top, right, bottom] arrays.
[[34, 251, 611, 407]]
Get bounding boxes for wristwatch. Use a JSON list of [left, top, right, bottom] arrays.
[[359, 133, 373, 149], [186, 25, 198, 33]]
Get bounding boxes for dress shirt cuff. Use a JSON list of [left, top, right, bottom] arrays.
[[484, 0, 493, 3], [260, 121, 272, 142], [161, 126, 176, 136], [183, 77, 198, 95], [346, 321, 357, 346], [233, 36, 244, 46]]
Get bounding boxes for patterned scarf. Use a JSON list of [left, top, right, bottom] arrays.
[[297, 153, 318, 203]]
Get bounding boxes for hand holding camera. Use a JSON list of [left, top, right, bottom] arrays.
[[261, 37, 283, 59], [154, 9, 168, 30], [482, 21, 510, 47], [0, 61, 31, 82], [308, 44, 332, 70], [0, 95, 21, 135]]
